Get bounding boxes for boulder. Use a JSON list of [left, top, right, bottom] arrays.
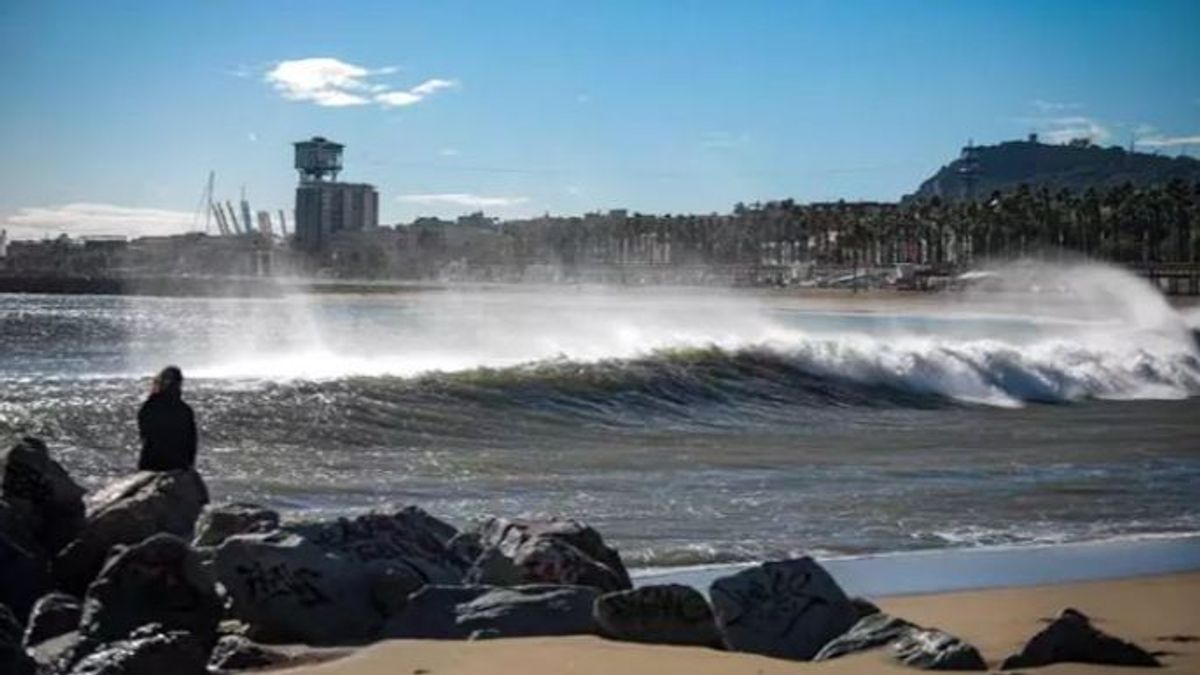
[[67, 624, 207, 675], [23, 592, 82, 648], [2, 437, 85, 555], [216, 531, 378, 644], [0, 523, 52, 620], [192, 502, 279, 548], [813, 612, 915, 661], [851, 596, 882, 619], [55, 470, 209, 594], [79, 534, 221, 647], [467, 517, 632, 592], [382, 584, 599, 639], [1000, 607, 1160, 669], [594, 584, 721, 647], [1, 603, 37, 675], [891, 627, 987, 671], [709, 557, 858, 661], [215, 507, 464, 645], [207, 634, 292, 671]]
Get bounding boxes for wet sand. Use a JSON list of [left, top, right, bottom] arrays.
[[279, 572, 1200, 674]]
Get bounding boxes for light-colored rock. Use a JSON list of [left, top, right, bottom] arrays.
[[55, 470, 209, 594], [382, 584, 599, 639], [1000, 607, 1160, 669], [79, 534, 220, 646], [23, 592, 82, 648], [67, 624, 207, 675], [207, 634, 292, 671], [468, 517, 631, 592], [813, 612, 914, 661], [891, 627, 987, 671], [192, 502, 279, 548], [709, 557, 857, 661], [594, 584, 721, 647]]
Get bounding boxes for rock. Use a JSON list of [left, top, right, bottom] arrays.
[[79, 533, 221, 647], [383, 584, 600, 639], [2, 437, 86, 556], [851, 596, 882, 619], [55, 470, 209, 594], [467, 517, 632, 592], [594, 584, 721, 647], [0, 523, 52, 620], [891, 627, 987, 671], [23, 592, 82, 648], [216, 531, 377, 644], [1000, 607, 1160, 669], [67, 624, 208, 675], [214, 507, 465, 644], [813, 612, 915, 661], [27, 629, 84, 672], [709, 557, 858, 661], [1, 603, 37, 675], [192, 502, 279, 548], [207, 634, 292, 671]]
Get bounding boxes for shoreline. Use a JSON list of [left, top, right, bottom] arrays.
[[277, 571, 1200, 674], [634, 533, 1200, 598]]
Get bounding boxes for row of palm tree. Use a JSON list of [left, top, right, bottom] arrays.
[[409, 179, 1200, 274]]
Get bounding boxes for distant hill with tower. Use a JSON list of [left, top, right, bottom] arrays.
[[910, 136, 1200, 201]]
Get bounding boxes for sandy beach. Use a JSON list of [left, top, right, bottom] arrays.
[[279, 572, 1200, 674]]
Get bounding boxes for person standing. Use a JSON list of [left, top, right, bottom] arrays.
[[137, 366, 197, 471]]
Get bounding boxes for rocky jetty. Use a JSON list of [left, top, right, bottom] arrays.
[[0, 437, 1172, 673]]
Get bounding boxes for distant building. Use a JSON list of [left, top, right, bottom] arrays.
[[292, 137, 379, 253]]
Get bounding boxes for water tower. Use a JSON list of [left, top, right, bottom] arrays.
[[293, 136, 343, 183]]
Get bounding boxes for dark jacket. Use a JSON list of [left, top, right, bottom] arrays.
[[137, 392, 197, 471]]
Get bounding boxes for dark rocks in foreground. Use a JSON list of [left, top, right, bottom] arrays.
[[383, 584, 600, 640], [468, 517, 633, 592], [2, 437, 85, 557], [709, 557, 858, 661], [1, 603, 37, 675], [1001, 607, 1161, 669], [55, 470, 209, 594], [79, 533, 220, 646], [215, 506, 467, 644], [594, 584, 721, 647]]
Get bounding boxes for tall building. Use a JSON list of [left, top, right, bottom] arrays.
[[293, 137, 379, 252]]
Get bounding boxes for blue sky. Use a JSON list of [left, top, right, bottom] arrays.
[[2, 0, 1198, 239]]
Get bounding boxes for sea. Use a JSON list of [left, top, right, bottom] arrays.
[[2, 261, 1199, 571]]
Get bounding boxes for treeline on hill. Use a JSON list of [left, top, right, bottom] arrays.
[[398, 180, 1200, 275]]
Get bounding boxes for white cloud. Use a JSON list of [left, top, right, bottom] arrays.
[[438, 147, 460, 157], [264, 58, 456, 109], [1031, 99, 1082, 113], [1137, 134, 1200, 148], [396, 193, 530, 208], [247, 132, 258, 143], [3, 203, 195, 240]]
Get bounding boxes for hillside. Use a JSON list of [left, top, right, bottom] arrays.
[[910, 138, 1200, 201]]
